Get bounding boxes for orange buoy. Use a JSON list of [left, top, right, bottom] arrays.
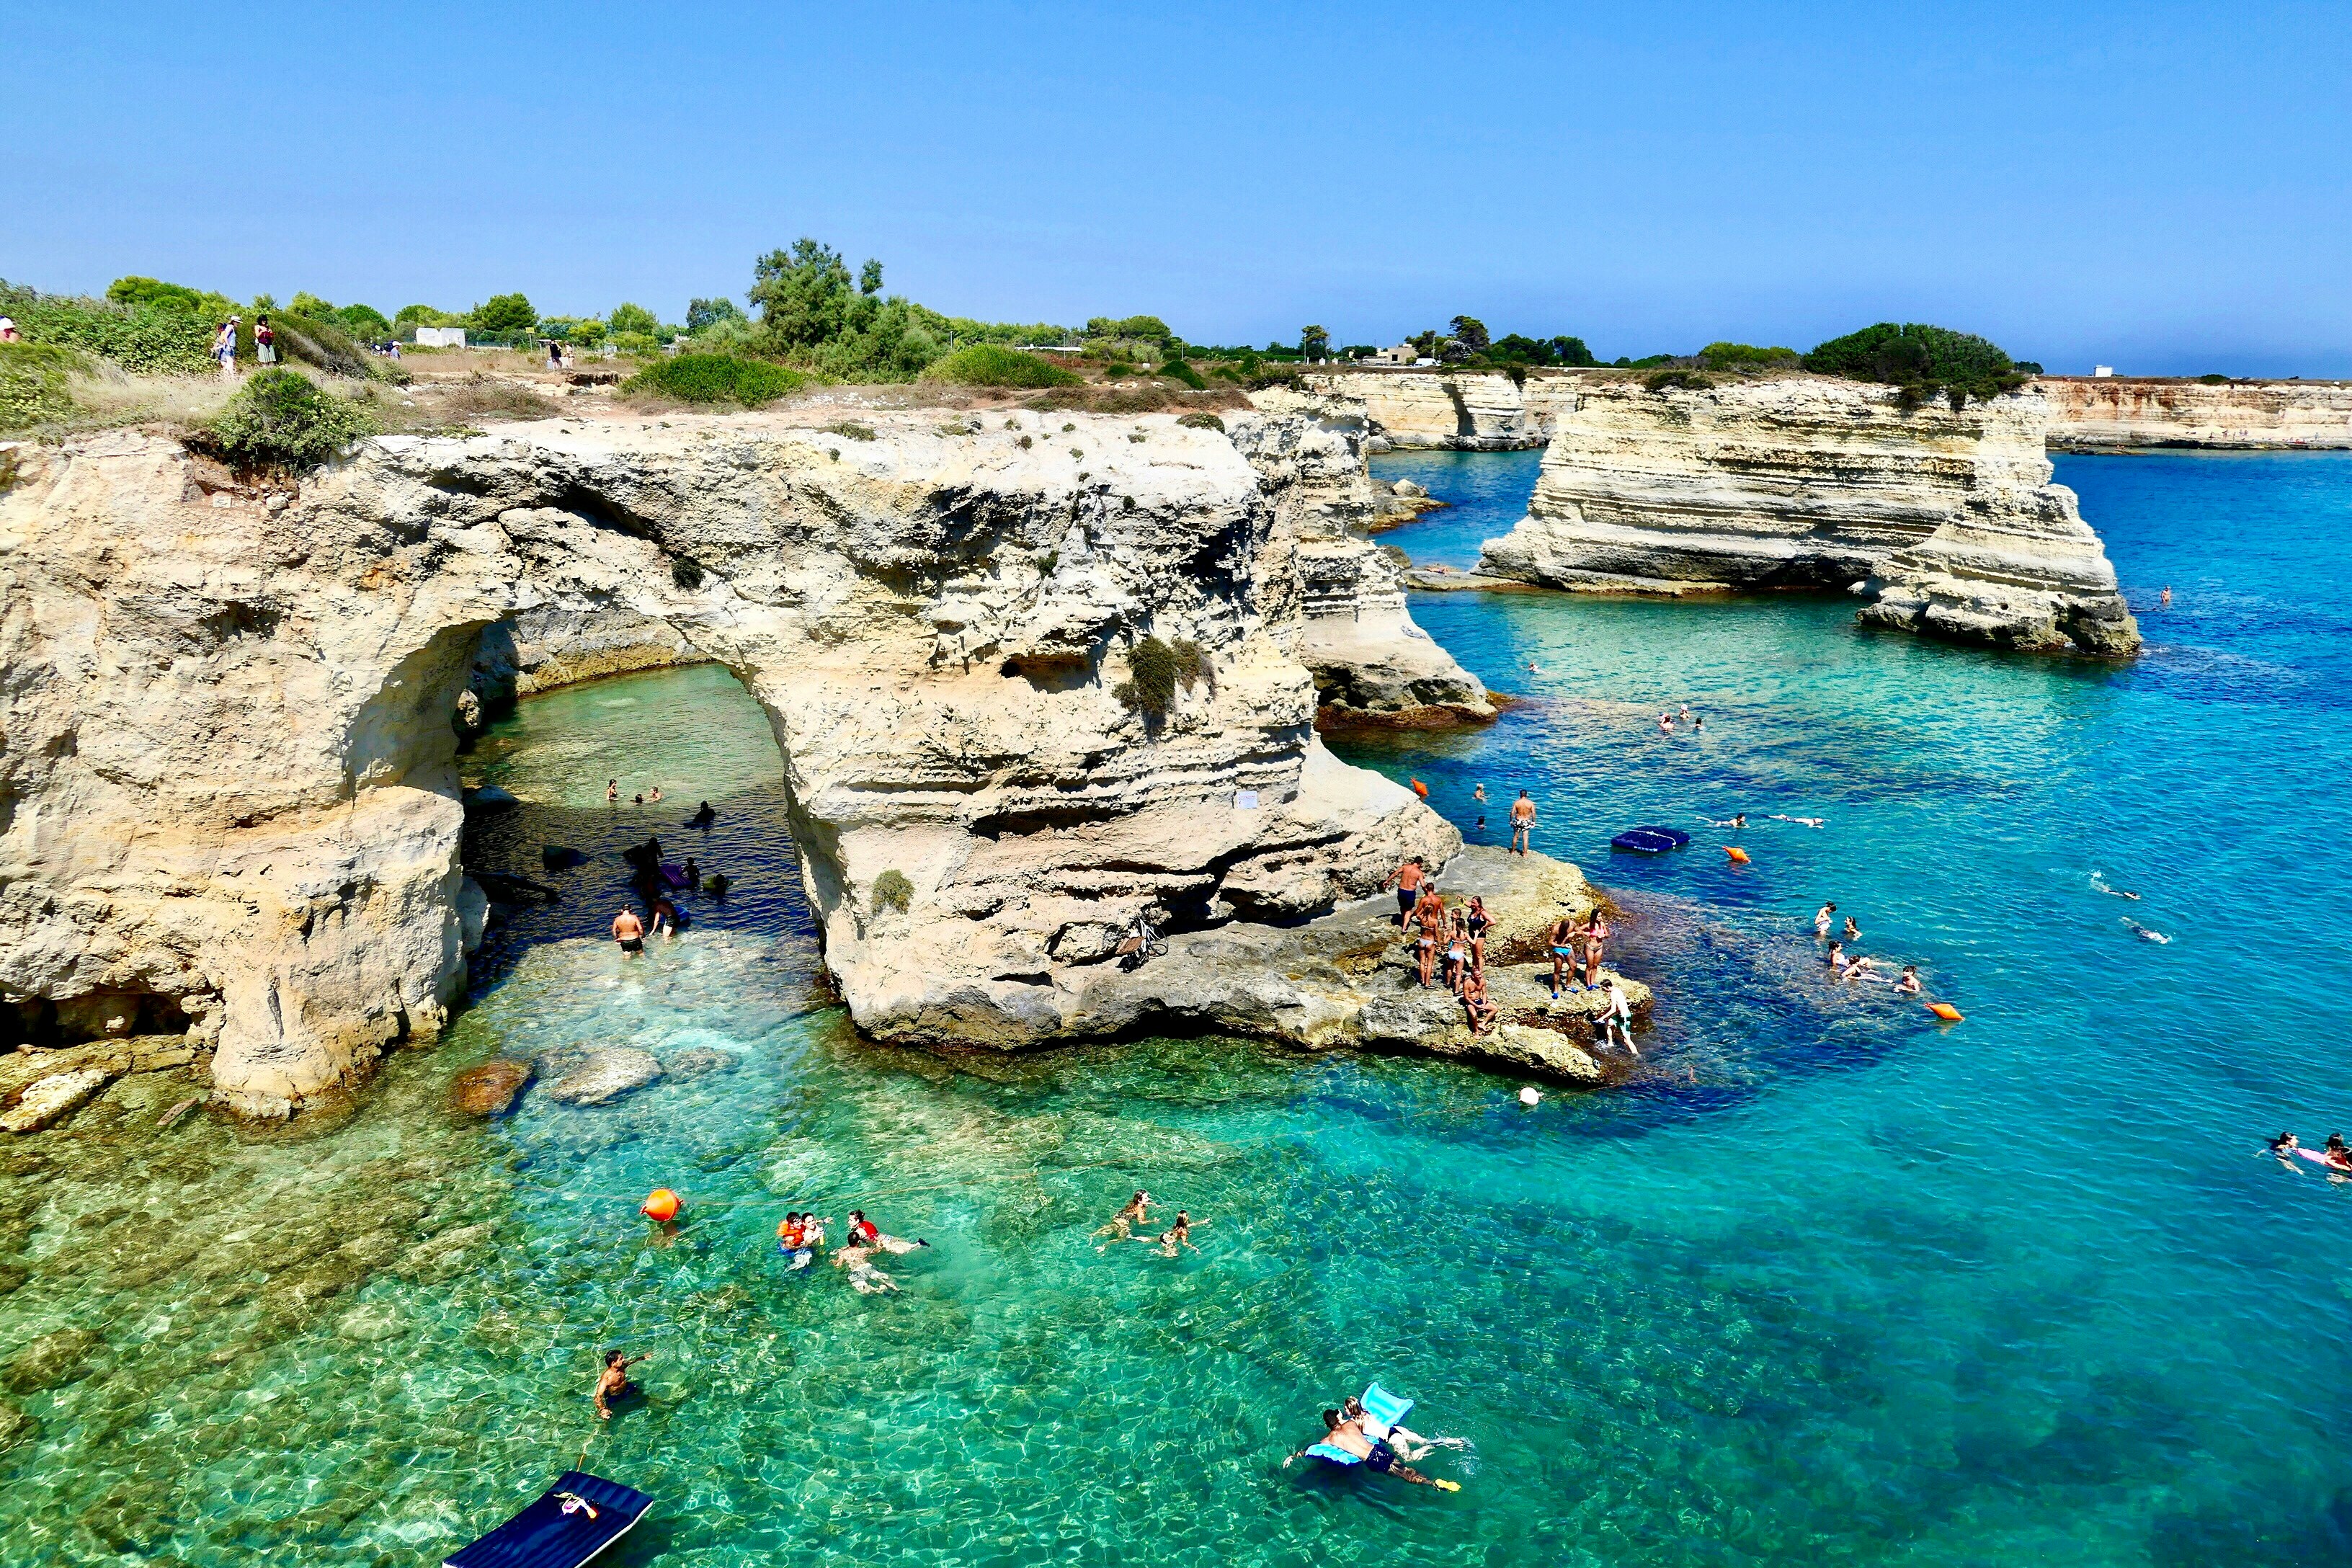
[[1409, 778, 1429, 799], [1724, 846, 1750, 864], [1928, 1003, 1963, 1023], [641, 1188, 682, 1222]]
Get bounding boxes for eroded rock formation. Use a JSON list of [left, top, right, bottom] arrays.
[[1476, 378, 2140, 654], [1280, 370, 1580, 450], [0, 411, 1461, 1113], [2039, 376, 2352, 450]]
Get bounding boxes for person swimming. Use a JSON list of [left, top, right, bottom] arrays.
[[1706, 813, 1747, 829], [606, 778, 619, 803], [1094, 1190, 1152, 1250], [1825, 940, 1846, 971], [2271, 1131, 2302, 1161], [1776, 814, 1827, 828], [1342, 1394, 1467, 1461], [1814, 902, 1837, 939], [1843, 916, 1861, 943], [688, 801, 716, 828], [777, 1211, 819, 1268], [832, 1242, 899, 1293], [705, 872, 730, 897], [1134, 1210, 1198, 1257], [593, 1350, 650, 1420], [2328, 1133, 2352, 1171], [2121, 917, 2171, 943], [1894, 964, 1921, 995], [2090, 870, 2142, 901], [1283, 1409, 1458, 1489], [682, 856, 699, 888]]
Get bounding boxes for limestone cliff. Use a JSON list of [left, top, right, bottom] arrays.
[[1273, 370, 1580, 450], [0, 412, 1458, 1113], [2041, 376, 2352, 450], [1229, 398, 1497, 721], [1476, 378, 2140, 655]]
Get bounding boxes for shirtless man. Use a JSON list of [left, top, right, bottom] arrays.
[[1510, 790, 1536, 855], [1094, 1190, 1152, 1250], [1382, 858, 1428, 928], [1344, 1395, 1467, 1461], [1284, 1409, 1458, 1489], [1595, 977, 1636, 1055], [594, 1350, 650, 1420], [612, 906, 646, 957], [832, 1242, 899, 1294], [1459, 969, 1498, 1035]]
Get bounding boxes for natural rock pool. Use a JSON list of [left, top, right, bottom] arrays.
[[4, 452, 2348, 1566]]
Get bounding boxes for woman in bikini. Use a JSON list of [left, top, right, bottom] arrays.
[[1094, 1190, 1152, 1250], [1546, 915, 1578, 997], [1465, 896, 1491, 980], [1443, 911, 1470, 994], [1414, 890, 1446, 987], [1582, 912, 1611, 989]]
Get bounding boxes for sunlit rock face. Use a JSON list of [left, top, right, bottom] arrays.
[[1276, 370, 1579, 450], [1476, 378, 2140, 656], [0, 411, 1455, 1111], [2040, 375, 2352, 450]]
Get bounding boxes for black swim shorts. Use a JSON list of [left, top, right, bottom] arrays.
[[620, 937, 643, 953], [1396, 888, 1417, 915], [1366, 1440, 1398, 1474]]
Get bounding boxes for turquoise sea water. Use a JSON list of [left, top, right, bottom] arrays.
[[4, 452, 2350, 1565]]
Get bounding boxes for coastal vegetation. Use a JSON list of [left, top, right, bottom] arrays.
[[921, 344, 1083, 388], [0, 341, 84, 430], [196, 368, 378, 469], [621, 353, 804, 408], [1113, 634, 1211, 717], [1803, 322, 2039, 409], [870, 869, 913, 914]]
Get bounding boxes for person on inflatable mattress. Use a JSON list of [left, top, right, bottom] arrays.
[[1283, 1409, 1458, 1490]]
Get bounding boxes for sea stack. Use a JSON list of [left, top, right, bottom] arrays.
[[1477, 376, 2141, 655]]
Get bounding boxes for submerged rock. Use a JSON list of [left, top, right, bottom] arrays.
[[2, 1068, 116, 1133], [449, 1059, 533, 1117], [664, 1048, 739, 1079], [0, 1396, 37, 1453], [3, 1327, 104, 1393], [545, 1048, 664, 1105]]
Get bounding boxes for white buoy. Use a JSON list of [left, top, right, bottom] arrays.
[[1518, 1086, 1542, 1108]]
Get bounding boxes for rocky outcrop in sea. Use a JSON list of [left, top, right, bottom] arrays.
[[1475, 377, 2141, 655], [0, 410, 1466, 1113]]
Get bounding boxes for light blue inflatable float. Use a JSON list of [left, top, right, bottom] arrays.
[[1304, 1383, 1413, 1466]]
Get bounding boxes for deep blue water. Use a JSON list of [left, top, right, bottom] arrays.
[[6, 451, 2351, 1567]]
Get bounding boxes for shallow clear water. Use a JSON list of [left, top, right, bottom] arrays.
[[5, 453, 2351, 1565]]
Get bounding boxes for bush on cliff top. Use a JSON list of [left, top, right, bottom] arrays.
[[1804, 322, 2031, 409], [922, 344, 1082, 389], [1, 281, 215, 375], [0, 342, 86, 432], [199, 368, 378, 469], [623, 353, 806, 408]]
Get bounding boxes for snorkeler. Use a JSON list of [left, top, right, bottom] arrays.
[[1776, 814, 1827, 828], [594, 1350, 651, 1420], [2090, 870, 2142, 901], [1283, 1409, 1458, 1490], [2121, 917, 2171, 943], [1094, 1190, 1152, 1250]]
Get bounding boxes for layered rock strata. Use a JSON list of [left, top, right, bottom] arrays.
[[1278, 370, 1581, 450], [1229, 398, 1497, 721], [2040, 376, 2352, 450], [0, 412, 1467, 1113], [1477, 378, 2140, 655]]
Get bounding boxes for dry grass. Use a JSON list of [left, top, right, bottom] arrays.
[[66, 363, 245, 427]]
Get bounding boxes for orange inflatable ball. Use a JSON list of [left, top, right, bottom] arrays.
[[1409, 778, 1430, 799], [1724, 846, 1751, 864], [1928, 1003, 1964, 1023], [641, 1188, 682, 1222]]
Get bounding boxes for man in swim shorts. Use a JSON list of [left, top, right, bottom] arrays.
[[1383, 858, 1427, 927], [1284, 1409, 1455, 1488], [612, 907, 645, 956], [1342, 1395, 1464, 1461], [1595, 977, 1636, 1054], [1814, 901, 1836, 939], [1510, 791, 1536, 855]]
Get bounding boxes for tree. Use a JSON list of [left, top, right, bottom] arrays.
[[1547, 335, 1597, 368], [608, 303, 659, 337], [471, 293, 537, 334], [393, 304, 460, 333], [288, 291, 336, 318], [1803, 322, 2026, 408], [859, 259, 883, 296], [107, 276, 227, 316], [1448, 315, 1490, 355], [334, 303, 391, 338], [1299, 325, 1330, 360], [570, 318, 607, 345], [750, 238, 862, 350], [686, 297, 745, 331]]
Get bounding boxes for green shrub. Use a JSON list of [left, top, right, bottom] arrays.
[[3, 282, 215, 375], [923, 344, 1082, 388], [1154, 358, 1206, 389], [1176, 411, 1226, 432], [1644, 369, 1714, 393], [1803, 322, 2027, 409], [622, 353, 806, 408], [871, 869, 913, 914], [824, 420, 877, 441], [201, 369, 377, 469], [0, 342, 84, 431], [471, 293, 537, 334], [1698, 342, 1801, 372], [1113, 634, 1211, 716], [2197, 373, 2232, 385], [609, 303, 659, 337], [275, 311, 373, 378]]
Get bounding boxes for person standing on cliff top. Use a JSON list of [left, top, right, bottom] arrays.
[[1510, 790, 1535, 855], [1382, 858, 1427, 927]]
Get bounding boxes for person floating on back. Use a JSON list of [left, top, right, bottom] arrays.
[[1284, 1409, 1458, 1489]]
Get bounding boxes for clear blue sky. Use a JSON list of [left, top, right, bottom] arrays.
[[9, 1, 2349, 374]]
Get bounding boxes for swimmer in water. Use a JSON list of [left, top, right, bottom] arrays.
[[2090, 870, 2142, 901], [1525, 659, 1541, 675], [1843, 916, 1861, 943], [1814, 902, 1838, 940], [2160, 585, 2172, 607], [1094, 1190, 1152, 1250], [1840, 955, 1879, 983], [1285, 1409, 1458, 1489], [1775, 814, 1827, 828], [1658, 711, 1675, 734], [2270, 1131, 2302, 1162], [2121, 917, 2171, 943], [1342, 1394, 1468, 1461], [1705, 813, 1747, 829], [594, 1350, 651, 1420], [1825, 940, 1847, 971], [612, 906, 646, 957], [1679, 704, 1692, 724], [689, 801, 716, 827], [1135, 1210, 1199, 1257], [2328, 1133, 2352, 1172], [832, 1242, 899, 1293], [1693, 713, 1703, 734], [607, 778, 620, 803], [1894, 964, 1921, 996]]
